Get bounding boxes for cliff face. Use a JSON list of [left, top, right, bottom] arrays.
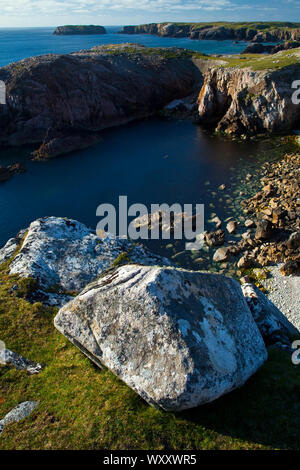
[[0, 45, 202, 158], [121, 23, 300, 42], [53, 25, 106, 35], [197, 64, 300, 136]]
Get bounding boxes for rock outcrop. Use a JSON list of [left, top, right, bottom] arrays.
[[0, 402, 38, 435], [242, 41, 300, 54], [54, 264, 267, 411], [53, 25, 106, 35], [197, 62, 300, 136], [0, 44, 202, 158], [121, 23, 300, 42]]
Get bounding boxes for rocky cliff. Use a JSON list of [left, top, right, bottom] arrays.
[[197, 62, 300, 136], [0, 45, 203, 159], [53, 25, 106, 35], [121, 22, 300, 42], [0, 44, 299, 159]]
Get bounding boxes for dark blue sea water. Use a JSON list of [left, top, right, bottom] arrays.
[[0, 26, 249, 67], [0, 118, 273, 253]]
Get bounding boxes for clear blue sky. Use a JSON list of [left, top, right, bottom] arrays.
[[0, 0, 299, 27]]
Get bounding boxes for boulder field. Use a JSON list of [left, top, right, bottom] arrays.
[[0, 44, 299, 159], [0, 216, 298, 411]]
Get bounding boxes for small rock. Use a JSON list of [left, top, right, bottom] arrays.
[[204, 229, 225, 247], [0, 349, 43, 375], [245, 219, 255, 228], [0, 402, 38, 435], [226, 220, 237, 234], [280, 260, 300, 276], [286, 232, 300, 250], [211, 216, 222, 228], [255, 220, 273, 240], [213, 246, 231, 262]]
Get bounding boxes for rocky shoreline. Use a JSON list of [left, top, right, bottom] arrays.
[[203, 153, 300, 277], [121, 22, 300, 42]]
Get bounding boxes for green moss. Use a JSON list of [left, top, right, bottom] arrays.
[[111, 250, 133, 268]]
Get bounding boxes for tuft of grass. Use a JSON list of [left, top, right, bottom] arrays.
[[0, 247, 299, 450]]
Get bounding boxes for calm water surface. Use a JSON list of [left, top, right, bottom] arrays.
[[0, 118, 272, 251], [0, 26, 249, 67]]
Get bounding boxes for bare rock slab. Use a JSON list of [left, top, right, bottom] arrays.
[[0, 401, 38, 435], [54, 265, 267, 411]]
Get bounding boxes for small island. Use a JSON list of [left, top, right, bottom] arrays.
[[53, 25, 106, 35]]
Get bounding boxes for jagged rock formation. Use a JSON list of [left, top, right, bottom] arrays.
[[121, 22, 300, 42], [197, 62, 300, 136], [53, 25, 106, 35], [54, 264, 267, 411], [0, 45, 202, 158]]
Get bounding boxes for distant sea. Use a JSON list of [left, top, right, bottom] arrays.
[[0, 25, 250, 67]]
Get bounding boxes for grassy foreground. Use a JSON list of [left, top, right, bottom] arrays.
[[0, 251, 299, 450]]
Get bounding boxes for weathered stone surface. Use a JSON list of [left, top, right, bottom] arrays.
[[204, 229, 225, 247], [213, 246, 231, 262], [54, 264, 267, 411], [0, 348, 43, 374], [197, 64, 300, 136], [0, 217, 169, 306], [241, 279, 299, 344], [255, 219, 273, 240], [0, 401, 38, 435], [226, 220, 237, 234]]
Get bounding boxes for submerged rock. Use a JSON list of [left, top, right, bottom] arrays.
[[54, 264, 267, 411]]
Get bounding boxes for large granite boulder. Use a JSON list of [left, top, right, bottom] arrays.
[[0, 217, 169, 306], [54, 264, 267, 411]]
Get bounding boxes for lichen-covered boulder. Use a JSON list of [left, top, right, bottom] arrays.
[[54, 264, 267, 411], [0, 217, 170, 306]]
